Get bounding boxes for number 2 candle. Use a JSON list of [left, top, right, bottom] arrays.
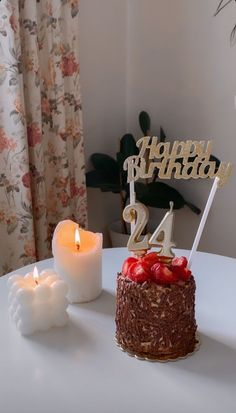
[[52, 220, 103, 303]]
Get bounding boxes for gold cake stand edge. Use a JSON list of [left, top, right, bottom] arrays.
[[115, 333, 201, 363]]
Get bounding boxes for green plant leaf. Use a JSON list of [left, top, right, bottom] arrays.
[[86, 170, 120, 193], [86, 170, 105, 188], [136, 181, 201, 214], [116, 152, 126, 170], [160, 127, 166, 142], [116, 152, 128, 190], [90, 153, 119, 183], [184, 201, 201, 215], [118, 135, 138, 190], [119, 134, 138, 157], [139, 111, 151, 135]]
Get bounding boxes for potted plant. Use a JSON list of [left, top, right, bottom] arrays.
[[86, 111, 219, 246]]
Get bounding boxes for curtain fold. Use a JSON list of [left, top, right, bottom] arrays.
[[0, 0, 87, 275]]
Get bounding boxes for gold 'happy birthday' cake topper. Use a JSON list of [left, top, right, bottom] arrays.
[[122, 136, 232, 263], [124, 137, 232, 187]]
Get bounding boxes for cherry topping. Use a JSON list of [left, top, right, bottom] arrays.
[[172, 256, 188, 269], [151, 263, 178, 284], [141, 252, 161, 270], [171, 256, 192, 281], [122, 257, 138, 277], [121, 254, 191, 285], [176, 267, 192, 281], [127, 261, 150, 283]]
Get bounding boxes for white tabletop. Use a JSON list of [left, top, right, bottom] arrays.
[[0, 248, 236, 413]]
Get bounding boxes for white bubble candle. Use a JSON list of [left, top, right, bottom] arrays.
[[52, 220, 103, 303], [7, 267, 69, 336]]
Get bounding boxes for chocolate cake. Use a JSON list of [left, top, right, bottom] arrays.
[[115, 254, 198, 361]]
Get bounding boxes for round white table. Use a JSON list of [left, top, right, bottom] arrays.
[[1, 248, 236, 413]]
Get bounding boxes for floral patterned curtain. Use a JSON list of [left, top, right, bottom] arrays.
[[0, 0, 87, 275]]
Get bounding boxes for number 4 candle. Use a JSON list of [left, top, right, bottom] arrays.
[[149, 201, 176, 258], [52, 220, 103, 303]]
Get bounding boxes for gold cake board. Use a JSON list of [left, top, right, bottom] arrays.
[[115, 334, 201, 363]]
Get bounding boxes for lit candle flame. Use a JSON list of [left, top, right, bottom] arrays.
[[75, 228, 80, 251], [33, 266, 39, 285]]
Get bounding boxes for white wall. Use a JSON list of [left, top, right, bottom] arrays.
[[79, 0, 127, 245], [126, 0, 236, 257], [79, 0, 236, 257]]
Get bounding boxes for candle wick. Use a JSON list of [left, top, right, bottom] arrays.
[[76, 244, 80, 251], [35, 279, 38, 285]]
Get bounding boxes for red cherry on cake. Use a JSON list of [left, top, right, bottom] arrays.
[[151, 263, 178, 284], [171, 256, 192, 281], [172, 267, 192, 281], [176, 267, 192, 281], [127, 261, 150, 283], [141, 252, 161, 270], [122, 257, 138, 277], [172, 256, 188, 269]]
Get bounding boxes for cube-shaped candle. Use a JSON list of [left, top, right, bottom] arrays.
[[8, 268, 69, 336]]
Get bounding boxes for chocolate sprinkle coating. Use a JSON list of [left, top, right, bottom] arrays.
[[115, 274, 197, 360]]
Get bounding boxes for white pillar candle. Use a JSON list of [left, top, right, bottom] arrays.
[[7, 267, 69, 336], [52, 220, 103, 303]]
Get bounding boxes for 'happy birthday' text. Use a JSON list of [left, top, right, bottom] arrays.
[[123, 137, 232, 187]]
